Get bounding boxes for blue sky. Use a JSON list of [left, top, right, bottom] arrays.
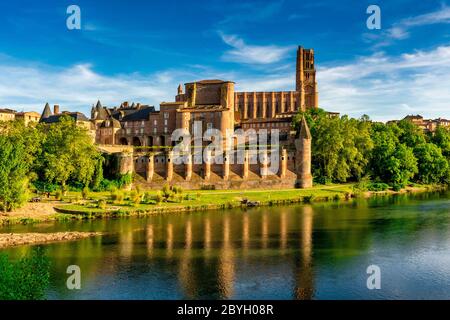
[[0, 0, 449, 121]]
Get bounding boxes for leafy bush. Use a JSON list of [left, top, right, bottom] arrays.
[[97, 199, 107, 209], [143, 191, 153, 203], [32, 181, 58, 193], [0, 247, 50, 300], [314, 176, 331, 185], [81, 187, 89, 200], [303, 195, 315, 203], [117, 173, 132, 188], [368, 182, 389, 192], [96, 179, 119, 192], [111, 190, 124, 204], [132, 191, 142, 206], [154, 191, 163, 204], [172, 186, 183, 194], [352, 176, 371, 193], [392, 183, 404, 192], [55, 189, 62, 201], [161, 184, 172, 202]]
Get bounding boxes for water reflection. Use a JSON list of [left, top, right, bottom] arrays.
[[294, 205, 314, 300], [2, 191, 450, 299]]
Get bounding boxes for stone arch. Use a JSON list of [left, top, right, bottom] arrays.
[[132, 137, 142, 146], [147, 136, 154, 147], [119, 137, 128, 145], [159, 135, 166, 147]]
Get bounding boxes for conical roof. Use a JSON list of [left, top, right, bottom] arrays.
[[299, 116, 311, 139], [40, 102, 52, 119], [94, 100, 108, 120]]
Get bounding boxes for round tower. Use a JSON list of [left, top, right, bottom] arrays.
[[295, 116, 312, 188]]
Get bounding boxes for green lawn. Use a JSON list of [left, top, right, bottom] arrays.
[[55, 184, 355, 216]]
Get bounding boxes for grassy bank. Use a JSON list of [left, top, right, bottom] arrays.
[[0, 183, 446, 226]]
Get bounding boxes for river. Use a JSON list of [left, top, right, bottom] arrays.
[[1, 191, 450, 299]]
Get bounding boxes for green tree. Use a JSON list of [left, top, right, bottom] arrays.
[[388, 144, 418, 187], [431, 126, 450, 158], [293, 109, 373, 183], [413, 143, 449, 184], [0, 247, 50, 300], [36, 116, 102, 190], [397, 119, 427, 147], [0, 135, 29, 211], [370, 123, 418, 187]]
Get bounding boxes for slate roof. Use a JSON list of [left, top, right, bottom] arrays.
[[119, 106, 156, 121], [0, 108, 16, 114], [41, 103, 52, 119], [40, 112, 90, 124], [100, 118, 121, 128]]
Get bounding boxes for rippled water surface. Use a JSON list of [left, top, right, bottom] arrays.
[[2, 191, 450, 299]]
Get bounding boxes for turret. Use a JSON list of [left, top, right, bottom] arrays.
[[40, 102, 52, 120], [295, 116, 312, 188]]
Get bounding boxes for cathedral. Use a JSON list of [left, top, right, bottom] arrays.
[[87, 45, 318, 147], [39, 45, 317, 189]]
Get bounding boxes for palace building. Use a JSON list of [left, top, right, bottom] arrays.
[[38, 45, 317, 189], [88, 46, 318, 148]]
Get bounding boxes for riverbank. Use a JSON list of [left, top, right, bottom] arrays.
[[0, 231, 102, 248], [0, 183, 446, 227]]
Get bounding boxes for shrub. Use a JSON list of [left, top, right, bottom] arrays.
[[97, 179, 119, 192], [81, 187, 89, 200], [315, 176, 331, 185], [117, 173, 132, 188], [154, 191, 163, 204], [97, 199, 106, 209], [353, 176, 371, 193], [161, 185, 172, 202], [144, 191, 153, 203], [183, 194, 192, 201], [172, 186, 183, 194], [368, 182, 389, 192], [111, 190, 124, 204], [55, 190, 62, 201], [303, 195, 315, 203], [32, 181, 58, 193], [132, 192, 142, 206]]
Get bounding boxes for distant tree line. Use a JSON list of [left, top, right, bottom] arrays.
[[293, 109, 450, 190]]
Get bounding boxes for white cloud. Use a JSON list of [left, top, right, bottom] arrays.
[[370, 5, 450, 47], [1, 46, 449, 122], [0, 60, 193, 115], [220, 33, 294, 64], [318, 46, 450, 121]]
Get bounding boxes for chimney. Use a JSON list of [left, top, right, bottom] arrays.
[[54, 104, 60, 114]]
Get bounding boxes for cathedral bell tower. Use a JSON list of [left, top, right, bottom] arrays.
[[296, 46, 319, 110]]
